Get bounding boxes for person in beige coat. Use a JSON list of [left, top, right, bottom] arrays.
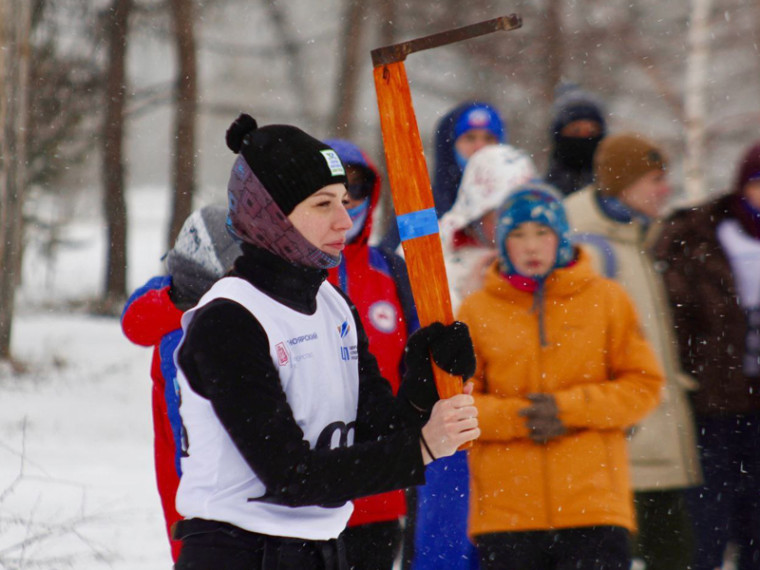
[[562, 133, 701, 570]]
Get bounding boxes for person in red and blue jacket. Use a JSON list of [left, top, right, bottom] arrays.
[[324, 139, 420, 569], [121, 205, 240, 562]]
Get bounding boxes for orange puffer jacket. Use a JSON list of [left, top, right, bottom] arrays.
[[457, 249, 663, 538]]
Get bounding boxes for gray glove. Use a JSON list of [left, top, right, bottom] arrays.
[[518, 393, 567, 444]]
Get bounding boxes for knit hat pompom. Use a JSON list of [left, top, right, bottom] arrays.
[[226, 113, 258, 153], [594, 133, 667, 197], [496, 181, 574, 277]]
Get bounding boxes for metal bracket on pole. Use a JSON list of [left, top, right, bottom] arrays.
[[371, 14, 522, 67]]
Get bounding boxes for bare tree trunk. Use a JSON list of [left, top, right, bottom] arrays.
[[544, 0, 564, 96], [373, 0, 397, 242], [0, 0, 31, 361], [262, 1, 318, 130], [683, 0, 713, 202], [101, 0, 131, 312], [166, 0, 197, 247], [329, 0, 365, 138]]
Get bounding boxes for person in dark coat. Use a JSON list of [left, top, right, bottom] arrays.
[[653, 140, 760, 570], [545, 84, 606, 196]]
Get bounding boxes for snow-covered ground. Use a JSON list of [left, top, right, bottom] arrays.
[[0, 186, 176, 569]]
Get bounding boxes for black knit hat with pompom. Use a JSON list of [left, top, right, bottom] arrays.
[[225, 114, 347, 215]]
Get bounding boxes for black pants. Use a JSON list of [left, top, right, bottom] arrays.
[[474, 526, 630, 570], [342, 520, 402, 570], [687, 414, 760, 570], [633, 489, 693, 570], [174, 519, 348, 570]]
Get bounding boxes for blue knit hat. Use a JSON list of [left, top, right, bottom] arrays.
[[454, 103, 505, 142], [496, 181, 574, 277]]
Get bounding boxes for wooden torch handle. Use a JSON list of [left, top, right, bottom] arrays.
[[372, 62, 463, 402]]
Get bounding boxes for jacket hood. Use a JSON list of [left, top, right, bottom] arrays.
[[323, 139, 381, 247], [439, 144, 536, 250], [165, 205, 241, 306], [432, 101, 507, 214]]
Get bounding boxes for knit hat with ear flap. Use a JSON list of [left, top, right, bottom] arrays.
[[594, 133, 667, 197], [496, 181, 574, 277], [165, 205, 242, 308]]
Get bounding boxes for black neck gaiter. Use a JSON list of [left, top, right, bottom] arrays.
[[553, 135, 603, 171]]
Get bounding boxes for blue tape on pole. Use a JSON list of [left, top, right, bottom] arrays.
[[396, 208, 439, 242]]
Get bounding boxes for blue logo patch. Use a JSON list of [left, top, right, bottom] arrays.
[[337, 321, 351, 338]]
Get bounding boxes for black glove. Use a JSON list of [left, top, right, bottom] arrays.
[[518, 393, 567, 444], [398, 321, 476, 413]]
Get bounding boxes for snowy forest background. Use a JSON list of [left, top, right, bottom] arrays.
[[0, 0, 759, 568]]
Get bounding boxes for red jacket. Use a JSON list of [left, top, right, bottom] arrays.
[[121, 276, 184, 561], [326, 140, 419, 526]]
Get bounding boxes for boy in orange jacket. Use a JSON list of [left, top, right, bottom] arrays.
[[457, 183, 663, 570]]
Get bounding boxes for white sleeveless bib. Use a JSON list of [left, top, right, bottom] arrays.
[[174, 277, 359, 539]]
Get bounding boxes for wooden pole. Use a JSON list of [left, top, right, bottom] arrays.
[[371, 15, 522, 404]]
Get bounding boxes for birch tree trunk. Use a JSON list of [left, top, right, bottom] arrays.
[[0, 0, 31, 360], [683, 0, 712, 202], [166, 0, 198, 247], [101, 0, 132, 312]]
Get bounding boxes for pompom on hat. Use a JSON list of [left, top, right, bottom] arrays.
[[496, 181, 574, 277], [594, 133, 667, 197]]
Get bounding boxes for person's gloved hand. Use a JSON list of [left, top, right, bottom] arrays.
[[518, 393, 567, 444], [398, 321, 476, 413]]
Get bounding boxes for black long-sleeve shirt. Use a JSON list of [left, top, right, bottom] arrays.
[[178, 245, 428, 508]]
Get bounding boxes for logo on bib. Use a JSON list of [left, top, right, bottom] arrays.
[[337, 320, 358, 361], [337, 321, 351, 338], [275, 342, 289, 366]]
